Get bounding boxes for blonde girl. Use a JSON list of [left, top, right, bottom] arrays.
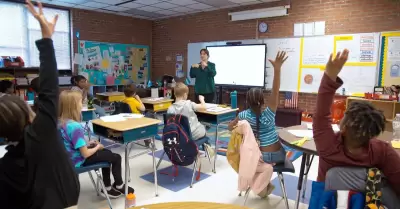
[[58, 90, 134, 198]]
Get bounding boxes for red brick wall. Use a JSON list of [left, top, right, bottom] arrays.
[[71, 9, 153, 72], [151, 0, 400, 112]]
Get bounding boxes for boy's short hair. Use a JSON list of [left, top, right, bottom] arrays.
[[174, 82, 189, 97], [124, 84, 136, 97]]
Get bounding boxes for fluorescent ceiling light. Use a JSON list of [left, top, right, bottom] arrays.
[[229, 5, 290, 21]]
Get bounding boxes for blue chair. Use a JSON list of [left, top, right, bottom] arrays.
[[157, 114, 213, 188], [241, 158, 294, 209], [75, 163, 113, 209]]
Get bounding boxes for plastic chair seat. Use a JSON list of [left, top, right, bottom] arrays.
[[194, 136, 210, 147], [75, 163, 110, 174], [273, 158, 295, 173]]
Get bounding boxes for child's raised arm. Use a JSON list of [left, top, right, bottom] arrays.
[[26, 0, 60, 141], [312, 49, 348, 156], [267, 51, 288, 112]]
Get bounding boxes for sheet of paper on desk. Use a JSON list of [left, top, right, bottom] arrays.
[[147, 97, 164, 101], [287, 130, 313, 138], [306, 123, 340, 132], [206, 107, 229, 112], [100, 115, 127, 122], [119, 113, 144, 119], [205, 103, 218, 109]]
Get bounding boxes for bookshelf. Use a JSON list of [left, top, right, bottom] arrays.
[[346, 97, 400, 132]]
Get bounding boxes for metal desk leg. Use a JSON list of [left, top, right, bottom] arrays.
[[212, 123, 219, 173], [302, 155, 314, 198], [124, 143, 129, 209], [295, 153, 308, 209], [151, 136, 159, 197]]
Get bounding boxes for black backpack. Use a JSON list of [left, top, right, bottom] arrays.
[[162, 114, 198, 166], [111, 102, 132, 115]]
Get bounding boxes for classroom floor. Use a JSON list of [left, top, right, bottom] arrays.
[[0, 128, 320, 209]]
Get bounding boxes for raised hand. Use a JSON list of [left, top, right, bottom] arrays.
[[325, 49, 349, 81], [26, 0, 59, 39], [269, 51, 288, 71], [198, 95, 205, 103]]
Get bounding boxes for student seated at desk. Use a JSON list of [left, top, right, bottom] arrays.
[[70, 75, 106, 116], [58, 90, 134, 199], [167, 82, 207, 140], [0, 2, 80, 207], [123, 84, 145, 113], [0, 80, 14, 97], [313, 49, 400, 205]]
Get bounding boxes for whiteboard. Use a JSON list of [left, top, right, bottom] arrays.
[[263, 38, 301, 91], [207, 44, 266, 86]]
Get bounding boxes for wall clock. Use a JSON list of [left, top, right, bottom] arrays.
[[258, 22, 268, 33]]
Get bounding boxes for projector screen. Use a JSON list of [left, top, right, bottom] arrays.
[[207, 44, 266, 87]]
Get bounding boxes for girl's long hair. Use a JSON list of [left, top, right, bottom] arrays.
[[59, 90, 83, 123], [246, 88, 264, 139]]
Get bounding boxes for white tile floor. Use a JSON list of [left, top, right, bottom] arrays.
[[0, 140, 320, 209]]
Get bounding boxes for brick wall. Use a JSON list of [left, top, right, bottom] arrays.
[[71, 9, 153, 72], [151, 0, 400, 112]]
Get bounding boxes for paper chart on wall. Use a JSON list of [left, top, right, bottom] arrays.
[[388, 37, 400, 61], [299, 68, 324, 93], [302, 36, 334, 66], [337, 66, 377, 94], [264, 38, 301, 91], [335, 34, 376, 63]]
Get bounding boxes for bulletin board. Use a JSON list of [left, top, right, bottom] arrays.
[[77, 40, 150, 85], [378, 31, 400, 86]]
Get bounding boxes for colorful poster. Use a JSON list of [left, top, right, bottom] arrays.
[[77, 40, 150, 85]]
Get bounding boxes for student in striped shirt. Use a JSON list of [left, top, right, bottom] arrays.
[[229, 51, 288, 164]]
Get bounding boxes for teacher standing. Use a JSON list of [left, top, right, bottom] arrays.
[[190, 48, 217, 103]]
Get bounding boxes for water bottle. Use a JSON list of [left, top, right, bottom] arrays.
[[126, 193, 136, 208], [392, 114, 400, 141], [230, 91, 237, 109]]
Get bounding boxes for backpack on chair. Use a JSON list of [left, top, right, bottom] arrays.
[[111, 102, 132, 115], [162, 114, 198, 166]]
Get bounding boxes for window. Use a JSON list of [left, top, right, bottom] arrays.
[[0, 1, 71, 70]]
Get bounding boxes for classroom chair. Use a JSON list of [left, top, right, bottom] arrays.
[[240, 158, 295, 209], [156, 114, 213, 188], [75, 162, 113, 209]]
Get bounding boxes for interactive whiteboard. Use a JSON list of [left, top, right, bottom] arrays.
[[207, 44, 266, 86]]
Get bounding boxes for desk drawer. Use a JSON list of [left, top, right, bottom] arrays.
[[122, 124, 159, 143], [153, 102, 172, 112]]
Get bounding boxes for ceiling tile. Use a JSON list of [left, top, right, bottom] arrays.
[[194, 0, 237, 7], [228, 0, 259, 3], [170, 6, 193, 13], [118, 2, 144, 8], [155, 9, 178, 15], [103, 6, 129, 12], [125, 8, 161, 17], [58, 0, 89, 4], [239, 1, 262, 5], [93, 0, 126, 4], [153, 2, 178, 9], [165, 0, 199, 6], [46, 1, 76, 7], [137, 6, 162, 12], [81, 1, 109, 8], [131, 0, 163, 5], [186, 3, 213, 10], [73, 4, 95, 9]]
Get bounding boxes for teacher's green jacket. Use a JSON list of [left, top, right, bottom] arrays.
[[190, 61, 216, 94]]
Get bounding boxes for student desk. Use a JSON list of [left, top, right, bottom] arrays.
[[141, 97, 174, 114], [279, 125, 400, 209], [82, 108, 96, 140], [96, 92, 125, 102], [196, 108, 238, 173], [91, 117, 161, 207]]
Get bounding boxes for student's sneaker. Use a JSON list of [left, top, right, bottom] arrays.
[[113, 183, 135, 194], [258, 184, 275, 198], [100, 188, 123, 199]]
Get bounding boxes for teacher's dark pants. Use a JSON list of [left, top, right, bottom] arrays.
[[195, 92, 215, 103]]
